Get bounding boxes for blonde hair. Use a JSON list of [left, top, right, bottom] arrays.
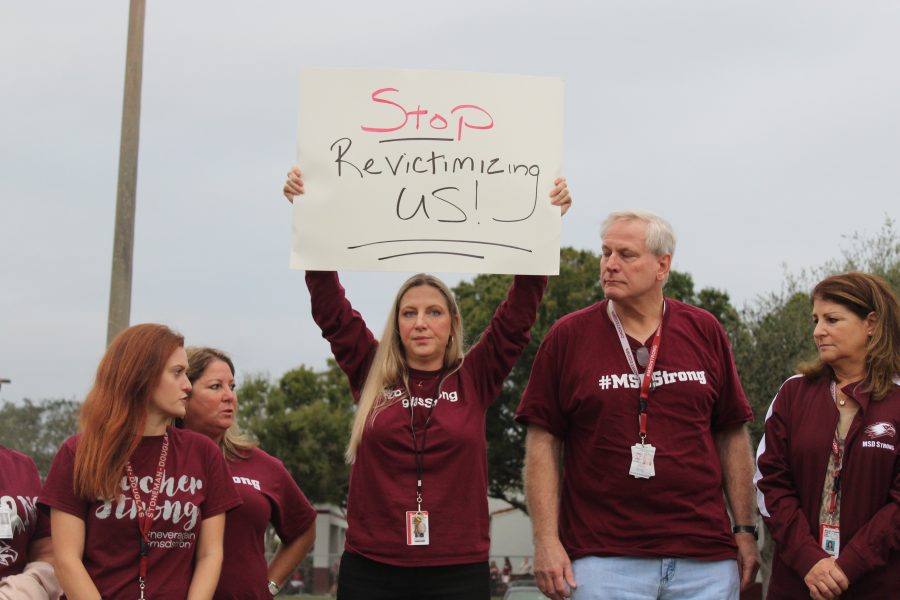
[[185, 346, 257, 461], [345, 274, 464, 463]]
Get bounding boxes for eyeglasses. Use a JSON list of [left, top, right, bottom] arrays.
[[635, 346, 649, 368]]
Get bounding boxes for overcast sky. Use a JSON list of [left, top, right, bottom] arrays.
[[2, 1, 898, 404]]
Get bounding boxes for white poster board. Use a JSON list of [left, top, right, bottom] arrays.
[[292, 68, 564, 275]]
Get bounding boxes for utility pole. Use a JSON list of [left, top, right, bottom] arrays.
[[107, 0, 146, 346], [0, 379, 9, 394]]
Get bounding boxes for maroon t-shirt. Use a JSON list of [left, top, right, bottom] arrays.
[[40, 427, 242, 599], [516, 299, 752, 561], [0, 447, 49, 579], [215, 448, 316, 600], [307, 271, 546, 566]]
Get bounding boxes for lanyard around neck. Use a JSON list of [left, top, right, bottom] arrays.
[[124, 431, 169, 594], [607, 300, 664, 443], [828, 381, 845, 515], [406, 372, 444, 511]]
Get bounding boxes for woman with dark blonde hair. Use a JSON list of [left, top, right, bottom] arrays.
[[40, 324, 241, 600], [284, 166, 571, 600], [756, 272, 900, 600], [182, 346, 316, 599]]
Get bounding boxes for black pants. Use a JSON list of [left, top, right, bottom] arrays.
[[336, 551, 490, 600]]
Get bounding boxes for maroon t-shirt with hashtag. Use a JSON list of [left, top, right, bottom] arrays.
[[516, 298, 752, 561], [0, 447, 49, 578], [214, 448, 317, 600], [40, 427, 242, 598]]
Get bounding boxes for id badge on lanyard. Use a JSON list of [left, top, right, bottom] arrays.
[[406, 510, 430, 545], [629, 443, 656, 479], [820, 524, 840, 558], [0, 505, 13, 539]]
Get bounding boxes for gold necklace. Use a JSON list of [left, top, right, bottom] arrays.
[[830, 381, 846, 407]]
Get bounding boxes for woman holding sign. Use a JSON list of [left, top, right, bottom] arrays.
[[284, 166, 570, 600], [755, 272, 900, 600], [40, 323, 242, 600]]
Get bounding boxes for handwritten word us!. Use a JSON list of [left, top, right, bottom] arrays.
[[360, 88, 494, 142]]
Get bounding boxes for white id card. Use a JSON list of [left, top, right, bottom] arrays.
[[406, 511, 430, 546], [820, 524, 840, 558], [0, 506, 13, 539], [629, 443, 656, 479]]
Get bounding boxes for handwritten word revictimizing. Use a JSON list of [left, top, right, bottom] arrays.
[[360, 88, 493, 142], [330, 138, 539, 180]]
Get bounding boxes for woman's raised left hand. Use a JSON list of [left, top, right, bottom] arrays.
[[550, 176, 572, 216]]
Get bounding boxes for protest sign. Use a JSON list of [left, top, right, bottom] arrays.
[[292, 68, 563, 274]]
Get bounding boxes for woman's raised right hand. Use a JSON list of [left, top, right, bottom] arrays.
[[283, 165, 304, 203]]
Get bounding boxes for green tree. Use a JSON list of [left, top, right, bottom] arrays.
[[819, 216, 900, 288], [0, 398, 80, 475], [663, 271, 748, 347], [453, 248, 606, 511], [664, 270, 696, 303], [735, 291, 816, 446], [238, 359, 354, 505]]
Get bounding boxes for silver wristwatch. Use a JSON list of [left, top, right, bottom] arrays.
[[267, 580, 281, 596]]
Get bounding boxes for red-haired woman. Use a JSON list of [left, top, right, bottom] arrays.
[[40, 324, 242, 600]]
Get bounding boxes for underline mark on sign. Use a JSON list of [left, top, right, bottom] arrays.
[[378, 251, 485, 260], [346, 238, 532, 252], [380, 138, 455, 143], [347, 238, 533, 261]]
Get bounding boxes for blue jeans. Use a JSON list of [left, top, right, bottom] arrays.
[[571, 556, 739, 600]]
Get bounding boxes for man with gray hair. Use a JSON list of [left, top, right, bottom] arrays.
[[516, 210, 760, 599]]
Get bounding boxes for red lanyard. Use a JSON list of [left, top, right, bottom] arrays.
[[124, 432, 169, 595], [608, 301, 664, 444], [828, 435, 843, 514], [827, 382, 844, 515], [637, 327, 662, 442]]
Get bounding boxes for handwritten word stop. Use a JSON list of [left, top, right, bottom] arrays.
[[361, 88, 493, 141]]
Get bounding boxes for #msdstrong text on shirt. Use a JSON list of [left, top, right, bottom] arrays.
[[598, 370, 708, 391]]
